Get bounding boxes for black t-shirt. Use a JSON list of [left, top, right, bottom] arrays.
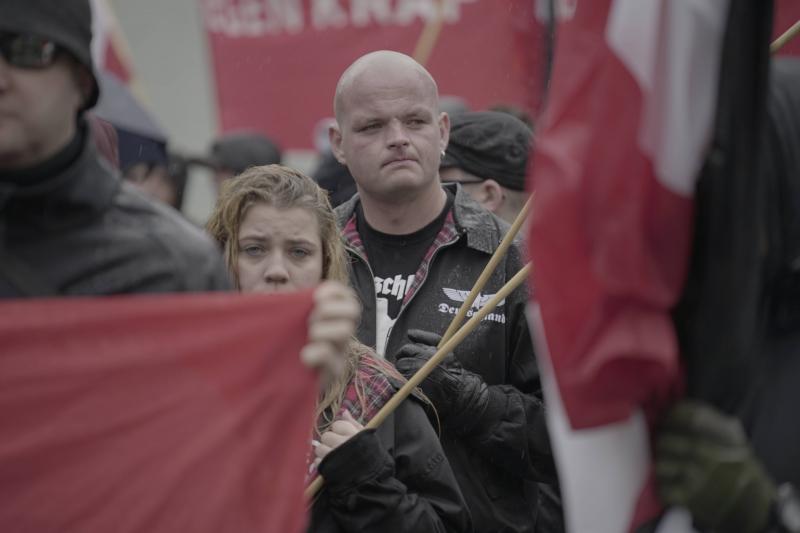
[[356, 190, 455, 322]]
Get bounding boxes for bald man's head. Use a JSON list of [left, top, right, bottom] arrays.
[[333, 51, 440, 123], [327, 50, 451, 207]]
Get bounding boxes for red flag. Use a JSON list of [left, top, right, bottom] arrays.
[[90, 0, 135, 83], [0, 292, 317, 533], [529, 0, 729, 530]]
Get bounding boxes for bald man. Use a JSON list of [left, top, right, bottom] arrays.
[[329, 51, 561, 533]]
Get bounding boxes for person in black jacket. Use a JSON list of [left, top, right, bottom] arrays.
[[328, 50, 561, 532], [205, 164, 472, 533], [653, 58, 800, 533], [0, 0, 230, 297]]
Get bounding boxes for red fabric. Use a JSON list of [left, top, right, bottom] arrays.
[[0, 292, 317, 533], [774, 0, 800, 57], [104, 40, 132, 84], [201, 0, 547, 149], [529, 0, 688, 431], [87, 112, 120, 169]]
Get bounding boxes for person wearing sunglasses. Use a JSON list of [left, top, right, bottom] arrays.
[[0, 0, 231, 297]]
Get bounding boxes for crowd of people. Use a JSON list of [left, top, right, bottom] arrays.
[[1, 1, 799, 532]]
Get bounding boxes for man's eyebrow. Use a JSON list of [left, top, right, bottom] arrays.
[[404, 107, 432, 116], [352, 114, 384, 125]]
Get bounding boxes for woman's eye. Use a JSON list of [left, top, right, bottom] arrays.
[[290, 248, 310, 259], [243, 245, 264, 257]]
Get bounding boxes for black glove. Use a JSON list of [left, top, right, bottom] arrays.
[[655, 400, 776, 533], [394, 329, 489, 434]]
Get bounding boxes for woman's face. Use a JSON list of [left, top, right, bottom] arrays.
[[236, 203, 324, 293]]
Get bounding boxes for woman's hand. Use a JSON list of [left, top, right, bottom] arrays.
[[301, 281, 360, 375], [313, 410, 364, 468]]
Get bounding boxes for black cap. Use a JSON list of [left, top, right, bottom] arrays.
[[206, 132, 282, 174], [0, 0, 100, 110], [441, 111, 532, 191]]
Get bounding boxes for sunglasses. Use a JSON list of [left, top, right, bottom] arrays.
[[0, 33, 60, 69]]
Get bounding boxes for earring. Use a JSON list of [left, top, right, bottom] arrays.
[[441, 150, 446, 157]]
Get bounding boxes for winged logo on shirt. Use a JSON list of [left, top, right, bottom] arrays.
[[442, 288, 505, 310]]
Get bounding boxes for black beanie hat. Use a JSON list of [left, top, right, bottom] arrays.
[[0, 0, 100, 109], [441, 111, 533, 191]]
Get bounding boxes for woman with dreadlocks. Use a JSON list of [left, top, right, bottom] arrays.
[[206, 164, 471, 533]]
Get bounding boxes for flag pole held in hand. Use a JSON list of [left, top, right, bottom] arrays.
[[438, 195, 532, 347], [304, 262, 532, 500]]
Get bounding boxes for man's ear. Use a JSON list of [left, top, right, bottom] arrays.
[[438, 112, 450, 154], [329, 123, 346, 165], [480, 179, 505, 213]]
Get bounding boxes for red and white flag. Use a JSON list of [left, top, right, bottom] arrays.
[[0, 292, 317, 533], [90, 0, 135, 83], [529, 1, 730, 531]]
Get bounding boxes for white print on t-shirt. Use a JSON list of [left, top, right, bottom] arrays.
[[375, 299, 395, 358], [437, 287, 507, 324], [373, 274, 414, 357], [374, 274, 415, 302]]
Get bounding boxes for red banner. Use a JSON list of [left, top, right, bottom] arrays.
[[201, 0, 548, 149], [0, 292, 317, 533]]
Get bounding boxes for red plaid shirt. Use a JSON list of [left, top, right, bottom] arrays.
[[306, 354, 397, 484], [342, 210, 460, 309]]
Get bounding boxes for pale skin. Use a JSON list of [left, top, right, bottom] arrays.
[[440, 166, 528, 225], [329, 51, 450, 235], [0, 53, 91, 170], [235, 203, 363, 460]]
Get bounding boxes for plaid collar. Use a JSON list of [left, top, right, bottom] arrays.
[[342, 207, 460, 307], [306, 355, 396, 484]]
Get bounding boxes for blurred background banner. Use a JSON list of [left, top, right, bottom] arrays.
[[200, 0, 548, 149]]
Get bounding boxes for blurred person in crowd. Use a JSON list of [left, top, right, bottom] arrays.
[[439, 95, 470, 117], [204, 131, 281, 189], [312, 151, 357, 208], [0, 0, 231, 297], [490, 103, 534, 130], [440, 111, 533, 225], [654, 58, 800, 533], [114, 128, 186, 210], [123, 152, 189, 211], [312, 117, 358, 208], [328, 50, 561, 533], [206, 164, 471, 533]]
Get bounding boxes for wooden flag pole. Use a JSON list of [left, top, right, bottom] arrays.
[[412, 0, 446, 66], [438, 195, 532, 347], [772, 19, 800, 54], [304, 262, 532, 500]]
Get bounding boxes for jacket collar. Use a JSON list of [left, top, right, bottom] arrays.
[[0, 128, 120, 231], [334, 182, 504, 255]]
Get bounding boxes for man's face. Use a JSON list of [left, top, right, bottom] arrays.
[[330, 69, 449, 202], [0, 50, 84, 170]]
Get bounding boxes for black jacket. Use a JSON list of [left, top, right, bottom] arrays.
[[0, 129, 231, 297], [335, 185, 561, 533], [740, 58, 800, 490], [309, 396, 472, 533]]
